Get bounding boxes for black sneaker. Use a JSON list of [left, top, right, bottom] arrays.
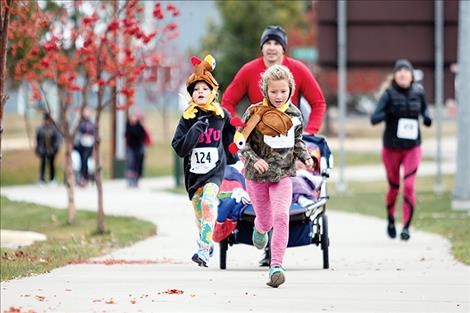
[[259, 255, 270, 267], [400, 228, 410, 241], [387, 223, 397, 239]]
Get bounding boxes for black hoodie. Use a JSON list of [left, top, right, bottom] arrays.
[[172, 108, 238, 199]]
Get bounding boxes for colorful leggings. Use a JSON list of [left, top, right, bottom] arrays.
[[246, 177, 292, 267], [191, 182, 219, 250], [382, 146, 421, 228]]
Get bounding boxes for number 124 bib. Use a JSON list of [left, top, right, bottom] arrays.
[[190, 147, 218, 174]]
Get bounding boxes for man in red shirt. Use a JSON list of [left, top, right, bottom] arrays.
[[222, 26, 327, 267], [222, 25, 327, 135]]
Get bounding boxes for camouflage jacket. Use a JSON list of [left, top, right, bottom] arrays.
[[240, 102, 311, 182]]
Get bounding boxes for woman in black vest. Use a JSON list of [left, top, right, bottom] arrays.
[[371, 59, 432, 241]]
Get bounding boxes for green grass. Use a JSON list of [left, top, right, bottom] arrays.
[[328, 175, 470, 265], [0, 196, 156, 281]]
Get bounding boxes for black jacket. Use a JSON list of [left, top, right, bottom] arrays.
[[36, 124, 61, 157], [172, 108, 238, 200], [371, 83, 432, 149], [125, 121, 146, 150]]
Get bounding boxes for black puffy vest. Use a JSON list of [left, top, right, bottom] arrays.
[[383, 84, 424, 149]]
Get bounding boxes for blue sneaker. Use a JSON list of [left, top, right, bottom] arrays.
[[267, 266, 286, 288], [192, 248, 210, 267], [252, 228, 268, 250]]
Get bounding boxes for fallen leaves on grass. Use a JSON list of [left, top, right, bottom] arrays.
[[2, 251, 51, 264]]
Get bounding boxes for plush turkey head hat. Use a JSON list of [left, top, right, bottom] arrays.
[[186, 55, 219, 96]]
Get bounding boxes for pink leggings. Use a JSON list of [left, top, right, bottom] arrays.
[[382, 146, 421, 228], [246, 177, 292, 267]]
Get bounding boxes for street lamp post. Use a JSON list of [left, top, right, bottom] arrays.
[[336, 0, 347, 192], [452, 0, 470, 211]]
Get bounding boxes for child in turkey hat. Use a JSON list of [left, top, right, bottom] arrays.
[[171, 55, 238, 267]]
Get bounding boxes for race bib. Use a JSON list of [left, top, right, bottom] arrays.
[[263, 117, 300, 149], [190, 147, 218, 174], [397, 118, 418, 140], [80, 134, 95, 147]]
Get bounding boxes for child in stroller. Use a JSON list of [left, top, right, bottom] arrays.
[[214, 135, 333, 270]]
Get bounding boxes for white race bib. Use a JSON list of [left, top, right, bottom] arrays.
[[80, 134, 95, 147], [263, 117, 300, 149], [190, 147, 218, 174], [397, 118, 418, 140]]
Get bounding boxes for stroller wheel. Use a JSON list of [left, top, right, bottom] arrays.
[[321, 212, 329, 269]]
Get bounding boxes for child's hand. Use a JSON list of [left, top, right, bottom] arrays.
[[254, 159, 269, 174], [304, 158, 314, 170]]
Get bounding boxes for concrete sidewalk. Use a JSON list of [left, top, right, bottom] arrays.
[[1, 178, 469, 312]]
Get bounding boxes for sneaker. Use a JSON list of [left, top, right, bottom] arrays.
[[191, 248, 210, 267], [252, 228, 268, 250], [209, 244, 214, 257], [387, 223, 397, 239], [266, 266, 286, 288], [400, 228, 410, 241], [259, 246, 271, 267]]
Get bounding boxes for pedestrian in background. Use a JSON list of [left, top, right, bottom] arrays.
[[238, 65, 313, 287], [35, 113, 61, 185], [371, 59, 432, 241], [172, 55, 238, 268], [125, 110, 147, 188], [75, 108, 95, 187]]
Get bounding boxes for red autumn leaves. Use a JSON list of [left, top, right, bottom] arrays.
[[8, 1, 179, 110]]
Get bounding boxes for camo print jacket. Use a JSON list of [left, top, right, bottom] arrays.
[[240, 102, 312, 182]]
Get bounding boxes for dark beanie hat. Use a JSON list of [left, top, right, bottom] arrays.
[[260, 26, 288, 51], [393, 59, 414, 73]]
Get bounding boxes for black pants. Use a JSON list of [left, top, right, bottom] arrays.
[[78, 146, 93, 181], [39, 154, 56, 182]]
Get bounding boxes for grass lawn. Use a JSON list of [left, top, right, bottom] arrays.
[[328, 175, 470, 265], [0, 196, 156, 281]]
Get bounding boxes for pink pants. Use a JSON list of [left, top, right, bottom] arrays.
[[246, 177, 292, 267], [382, 146, 421, 228]]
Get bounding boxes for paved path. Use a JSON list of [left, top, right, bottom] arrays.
[[1, 177, 469, 312]]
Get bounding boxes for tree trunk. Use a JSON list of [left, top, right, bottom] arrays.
[[64, 139, 77, 224], [0, 0, 13, 170], [60, 101, 77, 224], [95, 88, 105, 234]]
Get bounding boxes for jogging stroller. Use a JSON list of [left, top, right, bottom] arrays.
[[215, 135, 334, 270]]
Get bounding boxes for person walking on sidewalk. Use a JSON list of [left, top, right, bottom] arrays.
[[172, 55, 238, 267], [237, 65, 313, 287], [125, 110, 147, 188], [75, 108, 95, 187], [222, 25, 327, 266], [371, 59, 432, 241], [35, 113, 61, 184]]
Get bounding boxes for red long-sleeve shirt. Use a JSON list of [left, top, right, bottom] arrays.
[[221, 56, 327, 134]]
